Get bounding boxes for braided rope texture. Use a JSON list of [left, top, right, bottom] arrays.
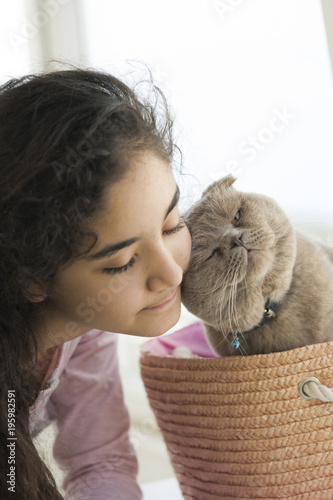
[[140, 340, 333, 499], [301, 379, 333, 402]]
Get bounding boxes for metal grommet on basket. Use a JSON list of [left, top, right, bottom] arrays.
[[297, 376, 320, 400]]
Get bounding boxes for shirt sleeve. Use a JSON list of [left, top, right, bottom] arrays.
[[47, 329, 143, 500]]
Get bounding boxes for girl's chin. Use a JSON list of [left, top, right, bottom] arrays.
[[137, 302, 181, 337]]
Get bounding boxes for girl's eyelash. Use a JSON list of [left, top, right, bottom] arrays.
[[103, 219, 185, 275], [103, 256, 136, 275], [163, 218, 186, 236]]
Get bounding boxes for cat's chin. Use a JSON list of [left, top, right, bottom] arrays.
[[246, 249, 266, 272], [244, 248, 275, 283]]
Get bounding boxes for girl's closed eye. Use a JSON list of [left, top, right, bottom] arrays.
[[103, 256, 136, 275], [163, 217, 186, 236], [103, 218, 186, 275]]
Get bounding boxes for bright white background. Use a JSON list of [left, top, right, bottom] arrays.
[[2, 0, 333, 493], [2, 1, 333, 226], [81, 0, 333, 230]]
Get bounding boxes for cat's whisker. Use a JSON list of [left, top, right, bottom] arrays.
[[214, 324, 230, 352], [224, 276, 233, 329], [227, 259, 243, 327], [231, 277, 241, 333], [198, 282, 225, 296], [215, 285, 227, 331], [228, 280, 235, 328], [227, 275, 239, 334], [239, 341, 248, 356]]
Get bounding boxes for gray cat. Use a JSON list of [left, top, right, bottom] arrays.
[[181, 175, 333, 356]]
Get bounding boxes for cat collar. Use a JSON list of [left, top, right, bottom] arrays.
[[231, 300, 278, 349]]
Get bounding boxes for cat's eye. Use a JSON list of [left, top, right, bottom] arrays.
[[207, 248, 218, 261], [234, 210, 241, 222]]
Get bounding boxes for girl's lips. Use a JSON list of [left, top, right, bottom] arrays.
[[144, 291, 178, 310]]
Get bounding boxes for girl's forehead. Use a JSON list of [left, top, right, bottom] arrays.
[[87, 152, 176, 231]]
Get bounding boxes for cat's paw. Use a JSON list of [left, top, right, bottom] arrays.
[[172, 346, 198, 358]]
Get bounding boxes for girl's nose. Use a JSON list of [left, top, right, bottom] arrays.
[[147, 244, 183, 293]]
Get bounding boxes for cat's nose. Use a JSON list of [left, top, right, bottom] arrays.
[[231, 236, 244, 249]]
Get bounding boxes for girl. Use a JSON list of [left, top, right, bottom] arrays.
[[0, 68, 192, 499]]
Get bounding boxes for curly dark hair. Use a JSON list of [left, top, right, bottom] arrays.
[[0, 68, 176, 499]]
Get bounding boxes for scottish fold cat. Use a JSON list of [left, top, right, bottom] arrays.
[[181, 175, 333, 356]]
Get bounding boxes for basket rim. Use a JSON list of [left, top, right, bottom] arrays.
[[140, 338, 333, 371]]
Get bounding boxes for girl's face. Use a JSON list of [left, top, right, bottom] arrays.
[[42, 152, 192, 347]]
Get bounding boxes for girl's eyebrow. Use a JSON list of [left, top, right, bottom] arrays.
[[86, 185, 180, 261], [165, 185, 180, 219], [86, 237, 139, 261]]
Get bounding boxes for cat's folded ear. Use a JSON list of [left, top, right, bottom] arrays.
[[202, 174, 237, 198]]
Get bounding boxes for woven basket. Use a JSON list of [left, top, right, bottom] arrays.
[[140, 325, 333, 499]]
